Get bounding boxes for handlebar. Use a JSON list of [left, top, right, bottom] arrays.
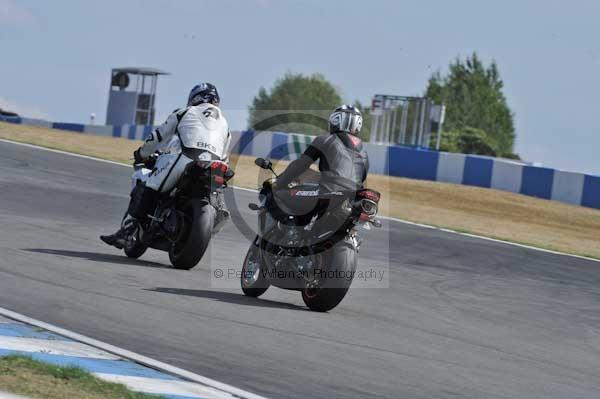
[[133, 152, 161, 171]]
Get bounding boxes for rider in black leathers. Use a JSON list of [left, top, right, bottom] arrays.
[[276, 105, 369, 193]]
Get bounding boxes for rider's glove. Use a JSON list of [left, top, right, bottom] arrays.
[[133, 148, 145, 165]]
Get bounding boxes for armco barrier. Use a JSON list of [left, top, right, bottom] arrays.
[[0, 115, 598, 210], [0, 115, 21, 124], [521, 165, 554, 200], [389, 146, 439, 181], [552, 170, 584, 206], [582, 175, 600, 208], [0, 114, 155, 141], [491, 159, 523, 193], [233, 129, 598, 210], [437, 152, 466, 184], [463, 156, 494, 188]]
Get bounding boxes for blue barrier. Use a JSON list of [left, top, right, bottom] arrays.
[[521, 166, 555, 200], [238, 130, 254, 156], [463, 156, 493, 188], [127, 125, 137, 140], [1, 116, 598, 210], [582, 175, 600, 209], [388, 146, 439, 180], [270, 133, 289, 160], [0, 115, 22, 124], [52, 122, 85, 133]]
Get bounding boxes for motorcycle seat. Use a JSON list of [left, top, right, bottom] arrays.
[[271, 185, 351, 225]]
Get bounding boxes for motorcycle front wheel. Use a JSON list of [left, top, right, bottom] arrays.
[[169, 200, 215, 270], [240, 239, 270, 297], [123, 226, 147, 259]]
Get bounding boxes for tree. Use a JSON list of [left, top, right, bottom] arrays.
[[249, 72, 343, 135], [439, 127, 498, 156], [426, 53, 517, 157]]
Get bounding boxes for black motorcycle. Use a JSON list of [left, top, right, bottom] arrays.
[[122, 153, 234, 270], [241, 157, 381, 312]]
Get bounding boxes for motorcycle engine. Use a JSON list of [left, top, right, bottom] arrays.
[[162, 208, 184, 239]]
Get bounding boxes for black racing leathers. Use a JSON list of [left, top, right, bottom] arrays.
[[277, 132, 369, 193]]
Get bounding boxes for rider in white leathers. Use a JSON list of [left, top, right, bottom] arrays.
[[101, 83, 231, 249]]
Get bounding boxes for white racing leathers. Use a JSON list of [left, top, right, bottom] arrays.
[[137, 103, 231, 193]]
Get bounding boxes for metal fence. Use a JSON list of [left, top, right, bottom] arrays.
[[369, 94, 445, 149]]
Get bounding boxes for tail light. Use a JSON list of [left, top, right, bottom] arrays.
[[190, 160, 234, 187], [210, 160, 229, 174], [355, 189, 380, 221], [356, 189, 380, 203], [209, 161, 234, 187]]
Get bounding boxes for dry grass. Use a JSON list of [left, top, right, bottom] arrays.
[[367, 174, 600, 259], [1, 121, 599, 259], [0, 122, 138, 164], [0, 355, 160, 399]]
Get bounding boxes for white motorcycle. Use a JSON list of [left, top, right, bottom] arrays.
[[121, 153, 234, 270]]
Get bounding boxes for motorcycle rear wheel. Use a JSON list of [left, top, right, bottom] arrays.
[[301, 241, 357, 312], [169, 200, 215, 270]]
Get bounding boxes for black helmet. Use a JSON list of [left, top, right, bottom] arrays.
[[188, 83, 220, 106], [328, 104, 363, 135]]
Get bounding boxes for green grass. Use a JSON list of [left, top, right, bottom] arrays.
[[0, 355, 163, 399]]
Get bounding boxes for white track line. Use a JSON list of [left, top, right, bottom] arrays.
[[95, 373, 238, 399], [1, 137, 598, 264], [0, 307, 268, 399]]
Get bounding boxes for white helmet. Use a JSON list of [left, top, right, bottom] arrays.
[[328, 104, 363, 135]]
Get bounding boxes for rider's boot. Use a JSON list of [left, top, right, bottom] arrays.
[[100, 228, 129, 249], [101, 183, 158, 249], [101, 212, 137, 249]]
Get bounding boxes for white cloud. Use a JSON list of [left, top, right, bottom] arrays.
[[0, 97, 51, 120], [0, 0, 34, 26]]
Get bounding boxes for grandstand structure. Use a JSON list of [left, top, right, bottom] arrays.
[[106, 67, 169, 126]]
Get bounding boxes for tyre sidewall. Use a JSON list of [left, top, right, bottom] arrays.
[[302, 239, 357, 311], [241, 239, 270, 297], [169, 200, 215, 270], [123, 225, 148, 258]]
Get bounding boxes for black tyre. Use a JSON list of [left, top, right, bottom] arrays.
[[169, 200, 215, 270], [123, 224, 147, 259], [301, 241, 357, 312], [123, 233, 148, 259], [241, 240, 270, 297]]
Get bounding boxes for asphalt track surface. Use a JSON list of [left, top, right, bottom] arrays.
[[0, 140, 599, 399]]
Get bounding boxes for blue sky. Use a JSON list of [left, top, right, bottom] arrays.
[[1, 0, 598, 174]]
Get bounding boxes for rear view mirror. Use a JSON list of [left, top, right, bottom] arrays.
[[254, 157, 273, 170]]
